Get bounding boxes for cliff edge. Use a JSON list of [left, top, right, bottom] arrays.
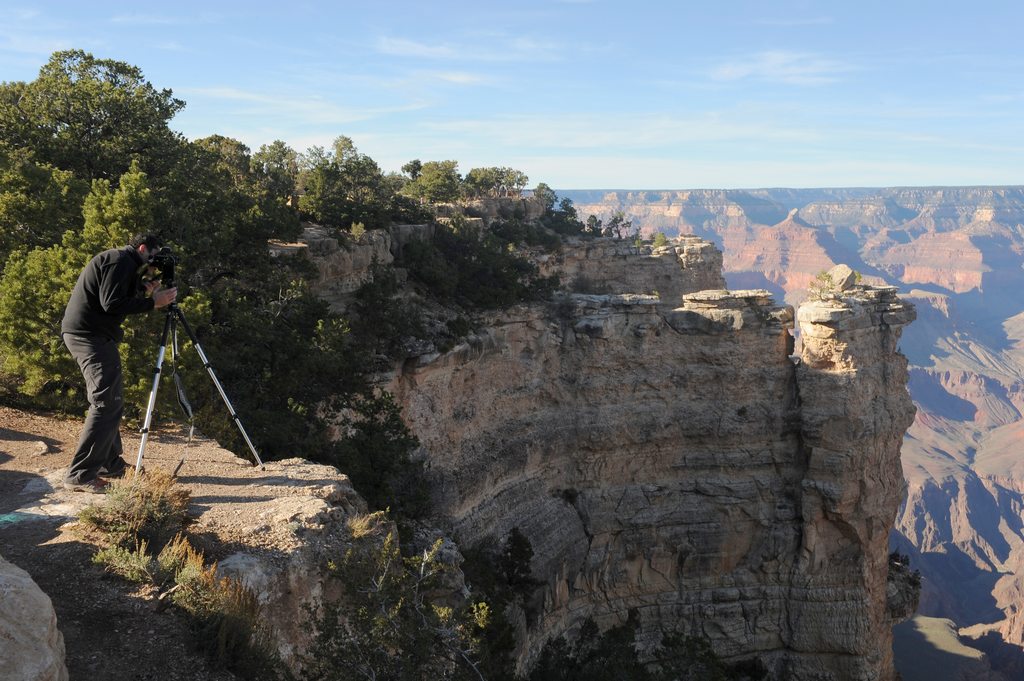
[[381, 239, 916, 679]]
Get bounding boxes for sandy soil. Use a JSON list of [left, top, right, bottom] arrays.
[[0, 405, 285, 681]]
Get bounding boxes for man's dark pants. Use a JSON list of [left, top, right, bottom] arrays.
[[63, 333, 127, 484]]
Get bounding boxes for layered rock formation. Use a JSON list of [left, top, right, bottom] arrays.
[[536, 236, 724, 305], [561, 188, 1024, 675], [383, 237, 916, 679], [270, 223, 433, 311]]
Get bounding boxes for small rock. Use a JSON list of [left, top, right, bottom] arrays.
[[33, 441, 50, 455]]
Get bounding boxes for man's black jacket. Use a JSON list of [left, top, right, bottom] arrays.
[[61, 246, 154, 342]]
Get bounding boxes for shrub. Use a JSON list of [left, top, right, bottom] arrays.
[[79, 469, 191, 551], [81, 477, 278, 678], [327, 391, 427, 521], [93, 541, 155, 583], [159, 535, 270, 672], [401, 222, 559, 310], [297, 520, 488, 681], [529, 612, 743, 681], [349, 262, 425, 360]]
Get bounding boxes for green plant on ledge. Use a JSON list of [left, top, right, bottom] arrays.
[[79, 471, 280, 678], [806, 269, 863, 302]]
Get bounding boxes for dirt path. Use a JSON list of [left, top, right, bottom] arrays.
[[0, 406, 249, 681]]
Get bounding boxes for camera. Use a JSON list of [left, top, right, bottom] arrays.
[[150, 247, 178, 287]]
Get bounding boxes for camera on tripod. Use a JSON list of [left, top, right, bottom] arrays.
[[149, 247, 177, 287]]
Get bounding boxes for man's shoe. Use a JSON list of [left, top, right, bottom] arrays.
[[99, 457, 129, 477], [64, 477, 109, 493]]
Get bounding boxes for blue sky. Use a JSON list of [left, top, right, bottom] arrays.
[[2, 1, 1023, 189]]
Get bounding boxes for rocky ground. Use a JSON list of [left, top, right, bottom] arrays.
[[0, 404, 349, 681]]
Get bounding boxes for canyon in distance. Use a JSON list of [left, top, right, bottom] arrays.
[[562, 186, 1024, 679]]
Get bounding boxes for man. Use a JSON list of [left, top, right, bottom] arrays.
[[61, 234, 177, 492]]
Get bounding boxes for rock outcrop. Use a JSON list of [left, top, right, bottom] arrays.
[[0, 552, 68, 681], [537, 236, 725, 305], [194, 458, 367, 665], [384, 239, 916, 679]]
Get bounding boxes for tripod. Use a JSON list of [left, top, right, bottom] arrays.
[[135, 303, 265, 472]]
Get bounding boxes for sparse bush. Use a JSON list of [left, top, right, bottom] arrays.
[[81, 476, 278, 678], [492, 217, 561, 250], [349, 262, 425, 359], [445, 316, 473, 340], [569, 275, 611, 295], [93, 541, 155, 583], [401, 222, 559, 310], [79, 469, 191, 551], [327, 391, 427, 521], [806, 269, 862, 302], [529, 612, 745, 681], [163, 536, 269, 672], [297, 521, 488, 681]]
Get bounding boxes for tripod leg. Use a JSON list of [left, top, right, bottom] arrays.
[[135, 311, 174, 472], [173, 308, 265, 469]]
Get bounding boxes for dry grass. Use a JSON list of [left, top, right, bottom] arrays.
[[346, 510, 389, 539], [79, 469, 191, 550], [81, 475, 277, 676]]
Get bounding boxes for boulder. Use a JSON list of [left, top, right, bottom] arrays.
[[0, 553, 68, 681], [827, 264, 858, 291]]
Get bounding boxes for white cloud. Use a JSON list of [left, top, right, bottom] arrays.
[[110, 14, 182, 25], [754, 17, 834, 27], [711, 51, 854, 86], [109, 12, 220, 26], [156, 41, 188, 52], [11, 8, 41, 21], [417, 70, 489, 85], [376, 37, 458, 59], [420, 112, 822, 150], [180, 86, 429, 127], [376, 32, 564, 62], [499, 155, 1022, 191], [0, 30, 72, 56]]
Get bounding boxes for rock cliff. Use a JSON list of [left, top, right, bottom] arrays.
[[381, 237, 916, 679], [536, 236, 724, 305], [560, 188, 1024, 675]]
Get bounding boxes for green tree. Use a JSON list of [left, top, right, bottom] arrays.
[[401, 158, 423, 180], [533, 182, 557, 212], [529, 612, 738, 681], [296, 139, 414, 231], [0, 50, 185, 181], [463, 167, 529, 199], [0, 145, 88, 270], [0, 162, 153, 404], [252, 139, 299, 198], [540, 197, 585, 237], [331, 135, 358, 163], [464, 166, 503, 198], [193, 134, 300, 243], [327, 390, 427, 520], [501, 167, 529, 195], [402, 222, 558, 309], [603, 211, 634, 240], [652, 232, 668, 248], [403, 160, 462, 203]]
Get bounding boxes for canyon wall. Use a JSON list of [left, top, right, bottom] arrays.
[[562, 188, 1024, 676], [383, 240, 916, 679]]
